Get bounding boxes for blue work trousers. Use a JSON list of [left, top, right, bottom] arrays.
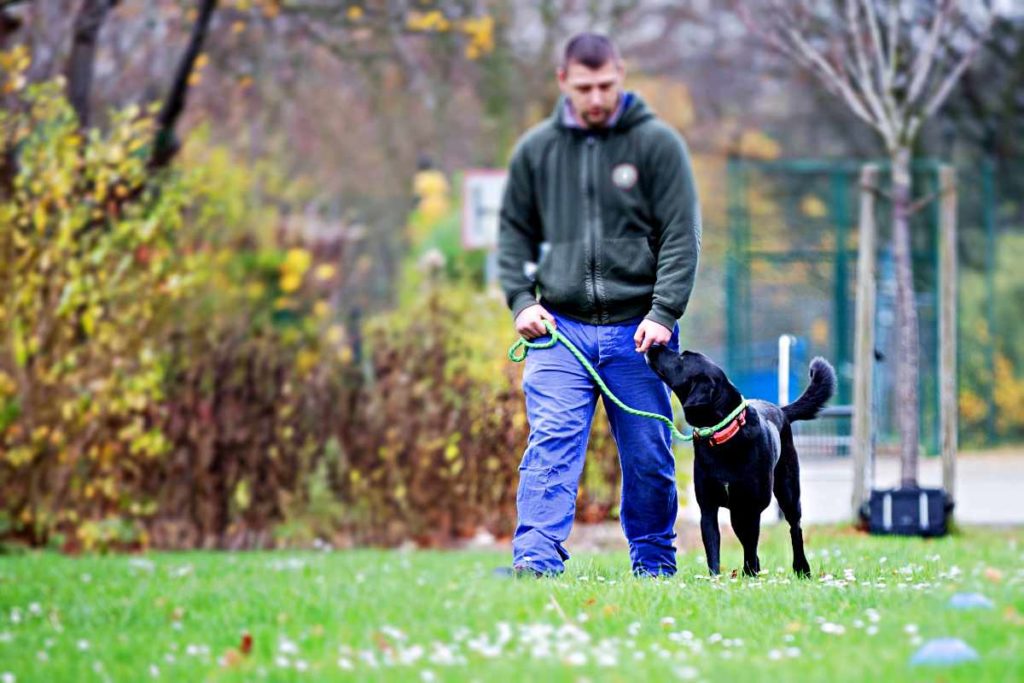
[[512, 312, 680, 576]]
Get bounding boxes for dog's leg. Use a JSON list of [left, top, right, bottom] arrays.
[[730, 507, 761, 576], [774, 426, 811, 577], [699, 508, 721, 576]]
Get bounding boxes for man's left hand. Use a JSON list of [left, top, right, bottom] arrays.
[[634, 319, 672, 353]]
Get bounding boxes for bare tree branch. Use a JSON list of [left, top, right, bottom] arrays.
[[782, 23, 881, 130], [886, 0, 900, 85], [921, 26, 989, 119], [846, 0, 894, 144], [905, 0, 953, 107], [150, 0, 219, 169], [735, 2, 881, 130]]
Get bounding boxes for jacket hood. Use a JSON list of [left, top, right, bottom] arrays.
[[551, 91, 653, 132]]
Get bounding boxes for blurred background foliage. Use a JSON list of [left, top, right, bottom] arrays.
[[1, 0, 1022, 550]]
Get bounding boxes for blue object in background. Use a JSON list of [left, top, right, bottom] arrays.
[[948, 593, 994, 610], [910, 638, 980, 666]]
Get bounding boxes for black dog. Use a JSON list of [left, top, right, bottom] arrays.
[[645, 348, 836, 577]]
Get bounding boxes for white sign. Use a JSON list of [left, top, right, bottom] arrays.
[[462, 169, 508, 250]]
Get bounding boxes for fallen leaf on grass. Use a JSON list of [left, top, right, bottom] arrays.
[[984, 567, 1004, 583], [1004, 607, 1024, 626]]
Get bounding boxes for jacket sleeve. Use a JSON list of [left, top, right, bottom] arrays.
[[645, 127, 702, 329], [497, 143, 542, 320]]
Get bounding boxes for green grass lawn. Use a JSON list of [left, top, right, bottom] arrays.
[[1, 525, 1022, 682]]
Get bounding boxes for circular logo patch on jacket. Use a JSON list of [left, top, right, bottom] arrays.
[[612, 163, 638, 190]]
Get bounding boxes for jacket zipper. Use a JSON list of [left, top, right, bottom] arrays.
[[585, 135, 602, 321]]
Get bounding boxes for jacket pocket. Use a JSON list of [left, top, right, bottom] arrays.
[[536, 240, 587, 308], [600, 236, 657, 287]]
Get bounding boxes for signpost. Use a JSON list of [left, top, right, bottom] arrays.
[[462, 169, 507, 284]]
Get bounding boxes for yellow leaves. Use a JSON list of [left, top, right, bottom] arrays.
[[312, 301, 330, 319], [107, 144, 125, 164], [279, 248, 312, 292], [0, 371, 15, 397], [412, 169, 451, 227], [738, 128, 781, 160], [279, 273, 302, 293], [32, 202, 47, 232], [347, 5, 364, 21], [811, 317, 829, 346], [336, 346, 353, 364], [296, 348, 319, 375], [0, 45, 30, 93], [5, 446, 34, 467], [958, 389, 988, 425], [404, 10, 495, 59], [406, 10, 450, 32], [413, 169, 450, 198], [234, 480, 252, 511], [461, 16, 495, 59], [188, 52, 210, 87], [801, 194, 828, 219], [81, 307, 97, 336], [314, 263, 336, 282], [444, 442, 460, 461], [993, 353, 1024, 434]]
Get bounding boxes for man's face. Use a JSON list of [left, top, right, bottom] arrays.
[[557, 59, 624, 128]]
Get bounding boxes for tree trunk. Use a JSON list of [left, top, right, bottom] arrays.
[[150, 0, 218, 170], [890, 146, 920, 487], [66, 0, 118, 128]]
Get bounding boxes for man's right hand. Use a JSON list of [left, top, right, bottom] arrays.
[[514, 304, 556, 340]]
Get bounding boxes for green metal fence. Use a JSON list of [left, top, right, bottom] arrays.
[[725, 156, 1018, 452]]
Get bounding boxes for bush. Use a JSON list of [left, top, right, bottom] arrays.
[[0, 79, 202, 546], [0, 77, 628, 551]]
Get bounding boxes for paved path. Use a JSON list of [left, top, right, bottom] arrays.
[[679, 448, 1024, 526]]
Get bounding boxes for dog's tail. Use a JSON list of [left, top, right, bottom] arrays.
[[782, 357, 836, 423]]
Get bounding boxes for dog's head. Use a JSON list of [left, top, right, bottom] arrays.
[[645, 347, 742, 422]]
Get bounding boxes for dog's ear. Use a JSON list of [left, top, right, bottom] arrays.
[[679, 355, 729, 407], [681, 376, 715, 407]]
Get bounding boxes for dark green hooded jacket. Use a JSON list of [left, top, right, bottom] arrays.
[[497, 93, 702, 329]]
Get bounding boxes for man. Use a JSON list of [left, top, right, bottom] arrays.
[[497, 32, 702, 577]]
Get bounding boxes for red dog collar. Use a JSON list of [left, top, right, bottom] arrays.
[[702, 408, 747, 447]]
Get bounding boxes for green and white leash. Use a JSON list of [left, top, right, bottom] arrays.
[[508, 320, 747, 442]]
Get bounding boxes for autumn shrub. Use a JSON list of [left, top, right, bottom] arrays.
[[0, 74, 340, 549], [0, 78, 203, 548], [0, 74, 626, 551], [958, 232, 1024, 446], [331, 278, 624, 546]]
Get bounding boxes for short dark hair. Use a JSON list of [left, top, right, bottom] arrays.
[[561, 32, 620, 70]]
